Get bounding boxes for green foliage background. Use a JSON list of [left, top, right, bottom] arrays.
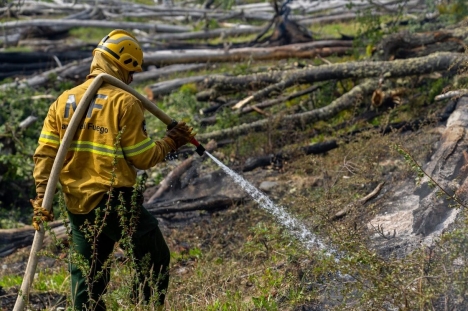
[[0, 79, 67, 226]]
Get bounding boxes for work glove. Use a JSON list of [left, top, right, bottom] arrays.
[[30, 196, 54, 231], [164, 121, 196, 150]]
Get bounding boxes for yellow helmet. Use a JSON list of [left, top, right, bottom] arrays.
[[93, 29, 143, 72]]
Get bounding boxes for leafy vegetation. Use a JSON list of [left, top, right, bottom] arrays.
[[1, 1, 468, 311], [0, 85, 61, 217]]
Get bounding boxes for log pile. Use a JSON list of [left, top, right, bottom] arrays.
[[0, 0, 427, 82]]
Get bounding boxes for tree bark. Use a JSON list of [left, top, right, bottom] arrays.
[[148, 140, 217, 203], [132, 64, 208, 84], [144, 195, 247, 215], [197, 80, 379, 141], [0, 19, 192, 33], [239, 84, 322, 115], [0, 221, 65, 257], [0, 50, 91, 80], [0, 8, 103, 46], [145, 25, 263, 41], [0, 57, 92, 90], [143, 41, 352, 65], [302, 140, 338, 155], [144, 75, 209, 99], [375, 28, 468, 60], [204, 52, 467, 100]]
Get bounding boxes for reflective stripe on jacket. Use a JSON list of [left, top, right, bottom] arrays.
[[33, 78, 173, 214]]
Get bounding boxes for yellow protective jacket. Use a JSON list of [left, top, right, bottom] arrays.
[[33, 52, 174, 214]]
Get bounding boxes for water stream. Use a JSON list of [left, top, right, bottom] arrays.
[[206, 151, 336, 256]]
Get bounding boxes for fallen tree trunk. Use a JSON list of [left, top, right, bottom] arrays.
[[59, 63, 91, 81], [298, 12, 360, 26], [199, 84, 322, 126], [0, 19, 192, 33], [143, 40, 352, 65], [144, 195, 247, 215], [145, 25, 263, 41], [0, 57, 92, 91], [375, 28, 468, 60], [16, 39, 95, 52], [239, 84, 322, 115], [202, 52, 467, 106], [0, 8, 102, 46], [52, 59, 208, 83], [242, 140, 338, 172], [148, 140, 217, 203], [132, 64, 208, 84], [145, 75, 209, 99], [0, 221, 65, 257], [0, 50, 91, 80], [197, 80, 380, 141], [302, 140, 339, 155]]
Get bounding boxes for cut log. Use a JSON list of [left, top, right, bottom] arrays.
[[0, 221, 65, 257], [435, 90, 468, 101], [18, 116, 37, 130], [145, 25, 263, 41], [132, 64, 208, 84], [375, 29, 468, 60], [144, 75, 209, 99], [242, 140, 338, 172], [59, 62, 209, 83], [243, 154, 275, 172], [144, 195, 247, 215], [298, 12, 360, 26], [302, 140, 338, 155], [143, 40, 352, 65], [59, 63, 91, 81], [148, 140, 217, 203], [0, 8, 102, 46], [148, 157, 197, 203], [0, 19, 192, 33]]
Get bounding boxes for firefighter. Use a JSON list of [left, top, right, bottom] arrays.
[[31, 29, 193, 310]]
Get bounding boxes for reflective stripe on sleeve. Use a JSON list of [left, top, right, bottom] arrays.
[[122, 137, 155, 157], [39, 131, 60, 145], [69, 141, 124, 158]]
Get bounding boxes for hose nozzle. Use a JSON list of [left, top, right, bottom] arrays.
[[190, 137, 205, 156], [167, 120, 205, 156]]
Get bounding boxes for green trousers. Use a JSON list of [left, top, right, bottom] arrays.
[[67, 188, 170, 311]]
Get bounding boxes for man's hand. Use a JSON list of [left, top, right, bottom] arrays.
[[30, 197, 54, 231], [165, 121, 196, 150]]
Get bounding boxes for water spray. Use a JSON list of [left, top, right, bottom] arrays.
[[13, 73, 205, 311]]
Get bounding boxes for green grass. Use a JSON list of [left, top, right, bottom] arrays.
[[69, 28, 110, 43], [33, 267, 69, 293], [2, 46, 34, 52], [309, 21, 361, 39], [0, 274, 23, 288]]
